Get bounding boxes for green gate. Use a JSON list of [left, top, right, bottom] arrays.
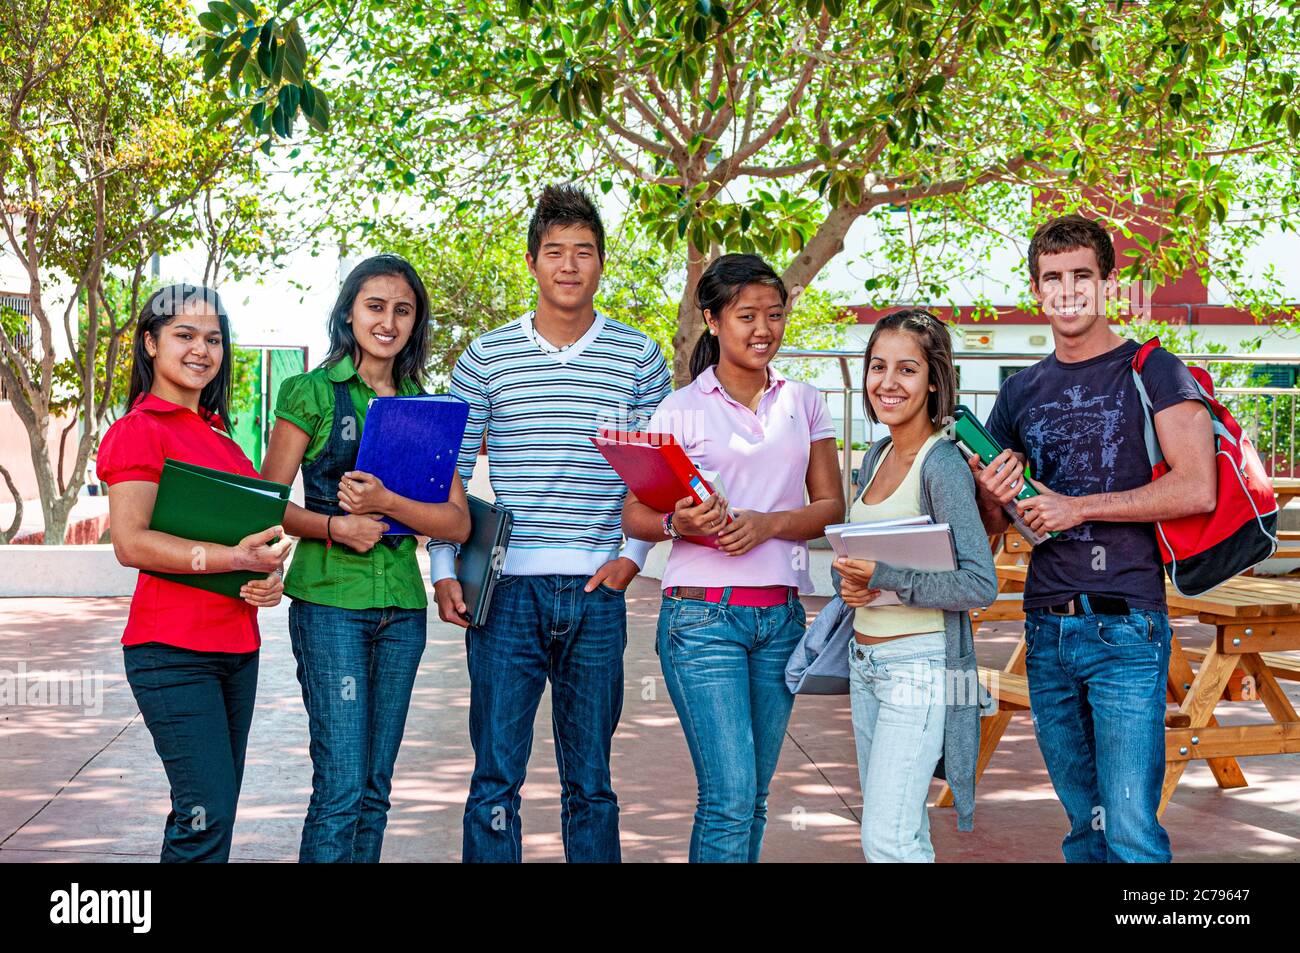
[[228, 345, 309, 470]]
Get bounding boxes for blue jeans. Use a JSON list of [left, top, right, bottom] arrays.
[[1024, 606, 1173, 863], [123, 642, 259, 863], [656, 589, 806, 863], [463, 574, 627, 863], [848, 631, 947, 863], [288, 600, 427, 863]]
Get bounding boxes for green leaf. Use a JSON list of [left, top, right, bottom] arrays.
[[526, 86, 549, 111], [305, 84, 329, 131], [581, 77, 603, 115], [202, 51, 222, 81], [210, 2, 239, 26], [198, 11, 224, 32], [230, 0, 258, 19]]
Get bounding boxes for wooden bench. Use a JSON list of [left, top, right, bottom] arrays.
[[1276, 530, 1300, 563], [1179, 645, 1300, 701], [978, 666, 1029, 710]]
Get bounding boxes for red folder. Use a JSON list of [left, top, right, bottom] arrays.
[[590, 429, 731, 548]]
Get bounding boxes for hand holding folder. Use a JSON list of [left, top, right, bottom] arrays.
[[353, 394, 470, 535], [590, 429, 733, 548], [948, 405, 1055, 546], [145, 459, 292, 600]]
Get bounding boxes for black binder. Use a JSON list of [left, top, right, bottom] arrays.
[[458, 495, 514, 628]]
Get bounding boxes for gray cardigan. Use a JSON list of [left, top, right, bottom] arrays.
[[837, 434, 998, 832]]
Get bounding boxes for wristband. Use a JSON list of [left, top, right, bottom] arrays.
[[326, 514, 335, 550], [662, 512, 682, 541]]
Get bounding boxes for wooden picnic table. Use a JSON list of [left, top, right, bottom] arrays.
[[936, 542, 1300, 816], [1273, 476, 1300, 512]]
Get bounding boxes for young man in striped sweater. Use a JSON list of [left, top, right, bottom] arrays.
[[428, 185, 673, 863]]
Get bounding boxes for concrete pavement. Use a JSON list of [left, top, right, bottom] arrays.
[[2, 565, 1299, 862]]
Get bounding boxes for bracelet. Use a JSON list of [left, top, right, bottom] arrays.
[[326, 514, 335, 548]]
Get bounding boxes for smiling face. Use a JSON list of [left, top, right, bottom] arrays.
[[144, 302, 223, 397], [1031, 245, 1117, 342], [707, 282, 786, 374], [526, 223, 603, 313], [349, 274, 417, 362], [865, 329, 936, 427]]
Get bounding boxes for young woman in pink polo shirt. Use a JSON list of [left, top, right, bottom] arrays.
[[623, 254, 844, 863], [99, 285, 291, 862]]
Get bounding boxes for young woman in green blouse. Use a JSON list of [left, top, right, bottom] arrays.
[[262, 254, 470, 862]]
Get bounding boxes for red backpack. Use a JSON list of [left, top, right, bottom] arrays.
[[1131, 337, 1279, 596]]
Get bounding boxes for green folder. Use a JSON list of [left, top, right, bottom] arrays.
[[144, 459, 291, 599]]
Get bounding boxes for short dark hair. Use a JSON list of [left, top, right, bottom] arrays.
[[527, 183, 605, 261], [689, 253, 788, 382], [322, 254, 431, 389], [1028, 214, 1115, 282], [127, 284, 234, 427], [862, 309, 957, 426]]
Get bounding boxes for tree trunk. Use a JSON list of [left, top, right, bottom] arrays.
[[0, 465, 22, 543], [24, 412, 86, 546], [670, 242, 709, 388]]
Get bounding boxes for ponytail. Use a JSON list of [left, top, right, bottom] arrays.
[[689, 329, 721, 381]]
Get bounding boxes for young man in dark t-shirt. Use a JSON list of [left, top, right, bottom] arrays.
[[972, 215, 1216, 863]]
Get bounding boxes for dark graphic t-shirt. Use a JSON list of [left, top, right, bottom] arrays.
[[985, 339, 1203, 611]]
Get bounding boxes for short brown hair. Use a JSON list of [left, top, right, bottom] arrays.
[[862, 309, 957, 425], [1028, 214, 1115, 282]]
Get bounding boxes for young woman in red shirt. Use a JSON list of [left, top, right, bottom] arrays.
[[98, 284, 291, 862]]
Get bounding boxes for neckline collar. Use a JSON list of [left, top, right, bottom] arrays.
[[325, 353, 359, 383], [521, 310, 605, 364]]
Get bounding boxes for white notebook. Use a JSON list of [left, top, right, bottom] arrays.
[[825, 515, 932, 557], [827, 518, 956, 607]]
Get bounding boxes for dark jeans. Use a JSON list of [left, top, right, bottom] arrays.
[[123, 642, 259, 863], [288, 600, 427, 863], [1024, 605, 1173, 863], [463, 574, 627, 863]]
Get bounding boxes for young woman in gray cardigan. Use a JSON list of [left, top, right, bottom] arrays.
[[834, 310, 997, 861]]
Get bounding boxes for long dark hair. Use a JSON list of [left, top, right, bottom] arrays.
[[862, 308, 958, 425], [126, 284, 233, 427], [688, 253, 788, 382], [322, 254, 431, 387]]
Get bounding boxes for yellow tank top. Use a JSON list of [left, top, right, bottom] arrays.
[[849, 432, 946, 638]]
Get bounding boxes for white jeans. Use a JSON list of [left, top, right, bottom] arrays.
[[848, 630, 947, 862]]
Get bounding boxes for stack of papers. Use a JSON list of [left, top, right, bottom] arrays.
[[825, 516, 957, 607]]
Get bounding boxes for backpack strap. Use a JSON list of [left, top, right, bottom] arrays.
[[1130, 338, 1232, 473]]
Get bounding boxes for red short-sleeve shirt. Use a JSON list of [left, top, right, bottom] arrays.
[[99, 394, 264, 653]]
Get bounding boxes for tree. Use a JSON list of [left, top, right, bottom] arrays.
[[0, 0, 257, 544], [204, 0, 1300, 385], [365, 206, 852, 387]]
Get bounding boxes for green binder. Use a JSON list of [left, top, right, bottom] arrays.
[[949, 405, 1057, 545], [144, 459, 291, 599]]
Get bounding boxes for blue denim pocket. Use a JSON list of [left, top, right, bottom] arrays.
[[1094, 612, 1156, 649], [668, 600, 723, 634]]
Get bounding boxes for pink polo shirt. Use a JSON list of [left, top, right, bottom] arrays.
[[648, 364, 837, 593]]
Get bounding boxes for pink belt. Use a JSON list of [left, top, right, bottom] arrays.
[[664, 585, 794, 608]]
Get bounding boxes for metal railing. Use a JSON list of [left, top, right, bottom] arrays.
[[777, 348, 1300, 507]]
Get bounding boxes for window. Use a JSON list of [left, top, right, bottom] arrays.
[[999, 365, 1029, 385], [1256, 364, 1298, 388]]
